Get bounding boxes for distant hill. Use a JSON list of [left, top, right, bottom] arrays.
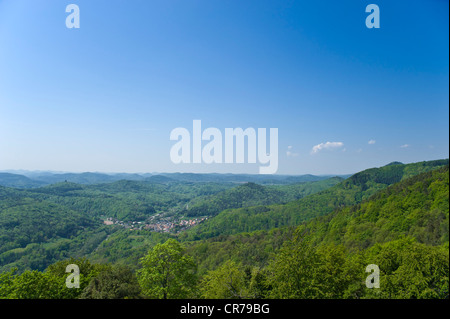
[[150, 173, 340, 184], [384, 161, 404, 166], [0, 173, 46, 188], [183, 177, 343, 217], [0, 170, 348, 187], [0, 172, 147, 188], [31, 172, 137, 185], [145, 175, 175, 184]]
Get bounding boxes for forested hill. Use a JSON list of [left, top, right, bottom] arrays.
[[0, 160, 448, 299], [22, 180, 233, 222], [181, 159, 449, 240], [0, 174, 342, 272], [0, 186, 100, 271], [0, 173, 46, 188], [17, 177, 342, 223], [298, 164, 449, 250], [0, 171, 343, 189], [183, 177, 343, 217], [185, 164, 449, 285]]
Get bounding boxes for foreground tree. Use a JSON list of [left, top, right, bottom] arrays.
[[200, 260, 269, 299], [363, 238, 449, 299], [81, 265, 142, 299], [200, 260, 246, 299], [1, 269, 61, 299], [0, 258, 109, 299], [46, 257, 108, 299], [137, 239, 197, 299], [266, 232, 324, 298]]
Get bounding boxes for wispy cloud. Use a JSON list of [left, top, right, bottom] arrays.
[[368, 139, 376, 145], [400, 144, 410, 148], [286, 145, 299, 157], [311, 141, 344, 154]]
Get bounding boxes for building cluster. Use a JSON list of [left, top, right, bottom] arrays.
[[103, 216, 206, 233]]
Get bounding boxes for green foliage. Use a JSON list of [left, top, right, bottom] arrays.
[[185, 228, 294, 276], [0, 180, 231, 271], [0, 159, 448, 299], [0, 173, 45, 188], [200, 260, 247, 299], [265, 234, 448, 299], [23, 180, 236, 222], [5, 269, 63, 299], [0, 174, 342, 272], [0, 186, 103, 272], [200, 260, 268, 299], [137, 239, 197, 299], [0, 268, 17, 298], [299, 165, 449, 250], [0, 257, 108, 299], [183, 159, 448, 241], [266, 232, 325, 298], [45, 257, 109, 299], [0, 192, 95, 256], [80, 265, 142, 299], [87, 230, 170, 269], [362, 238, 449, 299], [188, 163, 449, 299], [183, 178, 342, 217]]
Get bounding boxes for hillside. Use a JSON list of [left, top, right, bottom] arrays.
[[0, 160, 448, 299], [299, 164, 449, 250], [83, 178, 342, 266], [185, 164, 449, 283], [89, 159, 449, 271], [0, 186, 105, 272], [0, 173, 46, 188], [24, 180, 233, 221], [0, 175, 342, 271], [182, 159, 449, 240], [0, 171, 345, 188], [183, 177, 343, 217], [149, 172, 340, 184]]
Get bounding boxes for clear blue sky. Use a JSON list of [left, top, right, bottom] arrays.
[[0, 0, 448, 175]]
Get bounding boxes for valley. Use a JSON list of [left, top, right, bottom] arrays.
[[0, 159, 448, 299]]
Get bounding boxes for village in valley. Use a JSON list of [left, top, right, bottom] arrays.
[[102, 214, 207, 233]]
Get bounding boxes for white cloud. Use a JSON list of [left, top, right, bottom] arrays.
[[286, 146, 298, 157], [311, 141, 344, 154], [400, 144, 410, 148], [368, 139, 376, 145]]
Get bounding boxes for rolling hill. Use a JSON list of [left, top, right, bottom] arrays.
[[0, 173, 46, 188], [182, 177, 343, 217], [181, 159, 449, 240], [185, 163, 449, 281]]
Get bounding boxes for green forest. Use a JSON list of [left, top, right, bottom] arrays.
[[0, 159, 448, 299]]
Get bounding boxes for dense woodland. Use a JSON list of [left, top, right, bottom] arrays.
[[0, 159, 448, 299]]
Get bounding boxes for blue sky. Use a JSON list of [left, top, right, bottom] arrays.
[[0, 0, 448, 175]]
